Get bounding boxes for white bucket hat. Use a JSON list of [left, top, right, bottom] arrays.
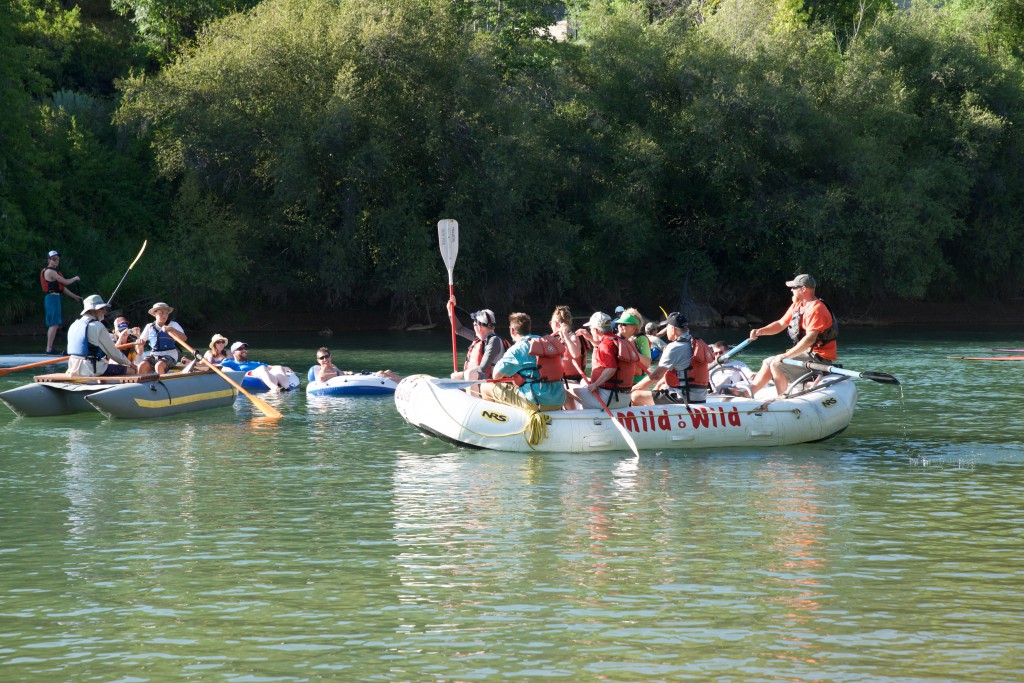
[[82, 294, 109, 314], [148, 301, 174, 316]]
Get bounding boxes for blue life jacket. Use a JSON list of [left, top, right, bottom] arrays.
[[67, 317, 102, 360], [148, 324, 177, 352]]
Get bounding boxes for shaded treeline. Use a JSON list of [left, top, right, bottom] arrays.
[[3, 0, 1024, 327]]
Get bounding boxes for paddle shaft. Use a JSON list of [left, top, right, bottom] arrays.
[[570, 357, 641, 458], [167, 329, 283, 419], [437, 220, 459, 374], [0, 341, 135, 378], [107, 240, 148, 307], [781, 358, 900, 385], [711, 336, 754, 369]]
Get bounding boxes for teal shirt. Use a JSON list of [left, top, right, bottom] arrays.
[[493, 334, 567, 408]]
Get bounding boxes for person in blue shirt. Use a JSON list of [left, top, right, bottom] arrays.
[[482, 312, 566, 412], [221, 341, 294, 391]]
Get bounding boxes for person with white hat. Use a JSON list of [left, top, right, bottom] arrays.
[[66, 295, 136, 377], [40, 250, 82, 354], [136, 302, 187, 375], [746, 274, 838, 397], [566, 311, 639, 410]]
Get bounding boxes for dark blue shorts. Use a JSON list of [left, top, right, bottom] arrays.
[[45, 294, 62, 327]]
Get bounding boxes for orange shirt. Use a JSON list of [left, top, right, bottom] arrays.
[[778, 299, 836, 361]]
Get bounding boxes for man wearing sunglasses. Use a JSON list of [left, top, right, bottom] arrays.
[[40, 250, 82, 354], [746, 274, 838, 397]]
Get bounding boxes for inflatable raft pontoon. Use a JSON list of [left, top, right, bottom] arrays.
[[0, 369, 242, 418], [305, 367, 398, 396], [395, 374, 858, 453]]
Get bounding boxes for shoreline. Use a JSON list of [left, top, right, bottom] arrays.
[[2, 300, 1022, 338]]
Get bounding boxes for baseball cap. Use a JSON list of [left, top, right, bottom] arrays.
[[657, 312, 688, 330], [785, 274, 816, 288]]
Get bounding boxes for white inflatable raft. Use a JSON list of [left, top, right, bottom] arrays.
[[395, 374, 858, 453]]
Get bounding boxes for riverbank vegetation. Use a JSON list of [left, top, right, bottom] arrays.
[[3, 0, 1024, 327]]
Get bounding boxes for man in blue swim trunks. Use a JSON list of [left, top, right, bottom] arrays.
[[221, 341, 294, 391], [41, 250, 82, 354]]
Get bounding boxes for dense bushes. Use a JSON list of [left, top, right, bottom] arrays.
[[4, 0, 1024, 325]]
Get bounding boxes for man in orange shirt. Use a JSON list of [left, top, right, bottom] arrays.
[[747, 274, 838, 397]]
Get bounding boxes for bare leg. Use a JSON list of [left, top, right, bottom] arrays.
[[631, 389, 654, 406], [46, 325, 58, 353]]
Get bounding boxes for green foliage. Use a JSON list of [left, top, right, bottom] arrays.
[[110, 0, 261, 60], [7, 0, 1024, 328]]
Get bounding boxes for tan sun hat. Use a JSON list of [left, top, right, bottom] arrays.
[[148, 301, 173, 316], [209, 333, 228, 351]]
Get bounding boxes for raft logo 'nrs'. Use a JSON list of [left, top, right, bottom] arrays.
[[821, 397, 838, 408], [481, 409, 508, 423]]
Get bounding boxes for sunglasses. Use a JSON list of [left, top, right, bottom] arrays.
[[317, 355, 330, 360]]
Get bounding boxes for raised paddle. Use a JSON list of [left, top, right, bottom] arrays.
[[167, 329, 283, 419], [570, 358, 641, 458], [107, 240, 148, 306], [781, 358, 901, 385], [710, 337, 754, 369], [437, 219, 459, 374], [0, 342, 135, 378]]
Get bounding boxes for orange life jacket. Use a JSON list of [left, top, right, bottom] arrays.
[[665, 337, 714, 389], [598, 335, 640, 390], [529, 334, 565, 382], [40, 267, 64, 294], [511, 334, 567, 386], [561, 334, 590, 378], [465, 332, 509, 377]]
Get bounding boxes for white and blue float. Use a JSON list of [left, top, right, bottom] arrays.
[[305, 367, 398, 397], [240, 368, 301, 391]]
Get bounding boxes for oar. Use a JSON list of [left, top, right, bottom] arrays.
[[711, 337, 754, 369], [434, 377, 516, 389], [0, 342, 135, 378], [167, 329, 283, 419], [106, 240, 147, 306], [781, 358, 900, 385], [571, 358, 640, 458], [0, 354, 71, 378], [437, 219, 459, 374]]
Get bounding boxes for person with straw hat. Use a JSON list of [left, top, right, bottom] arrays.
[[66, 295, 136, 377], [136, 302, 186, 375]]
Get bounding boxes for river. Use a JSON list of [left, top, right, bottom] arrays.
[[1, 327, 1022, 682]]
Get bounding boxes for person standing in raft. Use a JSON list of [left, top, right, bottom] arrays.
[[747, 273, 838, 397], [136, 302, 186, 375], [566, 311, 638, 410], [41, 250, 82, 354], [66, 295, 136, 377], [446, 295, 505, 380], [631, 312, 714, 406], [311, 347, 402, 383], [483, 313, 567, 412]]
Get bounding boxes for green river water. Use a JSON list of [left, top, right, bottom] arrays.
[[1, 327, 1022, 682]]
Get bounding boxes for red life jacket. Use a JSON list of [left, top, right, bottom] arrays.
[[465, 332, 509, 377], [665, 337, 714, 389], [598, 335, 639, 390], [40, 267, 64, 294]]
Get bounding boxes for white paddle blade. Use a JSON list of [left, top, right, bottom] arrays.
[[437, 219, 459, 279]]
